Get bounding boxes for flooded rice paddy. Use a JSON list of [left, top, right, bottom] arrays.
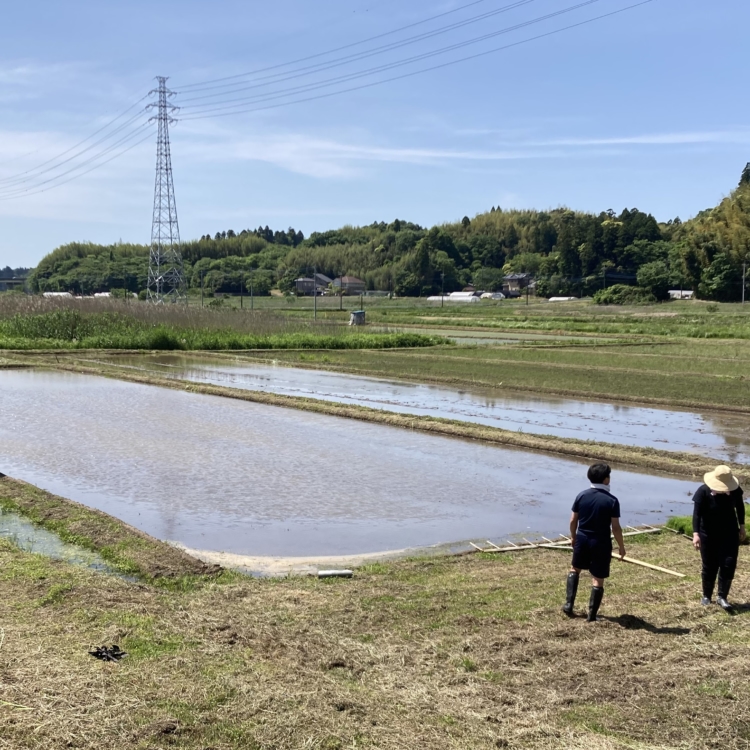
[[0, 370, 697, 558], [101, 354, 750, 464]]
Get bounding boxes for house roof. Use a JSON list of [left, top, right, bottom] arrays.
[[335, 276, 365, 284]]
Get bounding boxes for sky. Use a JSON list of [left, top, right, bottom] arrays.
[[0, 0, 748, 268]]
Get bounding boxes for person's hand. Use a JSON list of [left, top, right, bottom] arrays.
[[618, 546, 626, 560], [740, 526, 746, 544], [693, 533, 701, 550]]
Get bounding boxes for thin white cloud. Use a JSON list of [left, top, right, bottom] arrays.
[[174, 120, 750, 180], [526, 131, 750, 147]]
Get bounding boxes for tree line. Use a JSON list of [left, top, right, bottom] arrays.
[[24, 165, 750, 302]]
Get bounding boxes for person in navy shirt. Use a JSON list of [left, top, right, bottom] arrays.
[[563, 463, 626, 622]]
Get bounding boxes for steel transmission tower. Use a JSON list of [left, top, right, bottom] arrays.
[[147, 77, 186, 303]]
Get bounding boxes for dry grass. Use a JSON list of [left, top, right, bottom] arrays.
[[0, 525, 748, 749]]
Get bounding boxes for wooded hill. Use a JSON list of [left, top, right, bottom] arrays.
[[25, 165, 750, 302]]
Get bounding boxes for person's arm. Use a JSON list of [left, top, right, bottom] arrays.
[[692, 486, 704, 550], [735, 491, 746, 543], [611, 517, 626, 559], [569, 512, 579, 546]]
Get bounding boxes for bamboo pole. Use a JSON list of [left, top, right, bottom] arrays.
[[616, 555, 685, 578], [470, 539, 686, 577]]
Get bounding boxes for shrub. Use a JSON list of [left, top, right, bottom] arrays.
[[593, 284, 656, 305]]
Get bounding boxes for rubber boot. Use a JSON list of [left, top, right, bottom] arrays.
[[587, 586, 604, 622], [562, 572, 579, 617]]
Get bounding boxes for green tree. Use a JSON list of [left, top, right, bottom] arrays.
[[636, 261, 671, 301], [699, 253, 741, 302]]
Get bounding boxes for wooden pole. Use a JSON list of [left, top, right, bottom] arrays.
[[616, 555, 685, 578]]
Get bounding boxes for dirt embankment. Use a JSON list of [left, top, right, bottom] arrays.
[[0, 475, 220, 579]]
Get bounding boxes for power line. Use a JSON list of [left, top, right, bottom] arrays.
[[179, 0, 638, 119], [0, 130, 154, 202], [175, 0, 539, 104], [0, 95, 149, 185], [0, 122, 154, 200], [178, 0, 605, 115], [174, 0, 497, 91], [0, 109, 150, 189], [179, 1, 652, 121]]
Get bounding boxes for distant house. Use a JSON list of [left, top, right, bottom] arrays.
[[502, 273, 532, 296], [295, 273, 332, 296], [332, 276, 366, 295], [668, 290, 694, 300]]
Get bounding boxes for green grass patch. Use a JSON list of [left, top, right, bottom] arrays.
[[0, 308, 443, 350]]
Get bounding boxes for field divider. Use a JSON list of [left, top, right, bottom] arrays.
[[36, 356, 750, 485]]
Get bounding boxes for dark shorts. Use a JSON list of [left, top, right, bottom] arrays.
[[572, 533, 612, 579]]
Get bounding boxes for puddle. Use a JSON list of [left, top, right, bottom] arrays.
[[0, 506, 123, 576], [0, 370, 696, 558], [99, 354, 750, 464]]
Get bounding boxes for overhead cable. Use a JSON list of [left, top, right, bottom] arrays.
[[0, 110, 150, 189], [175, 0, 539, 102], [177, 0, 605, 116], [0, 122, 154, 200], [0, 94, 149, 185], [179, 1, 652, 121], [174, 0, 497, 91]]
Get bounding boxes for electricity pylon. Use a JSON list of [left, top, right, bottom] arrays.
[[146, 76, 186, 304]]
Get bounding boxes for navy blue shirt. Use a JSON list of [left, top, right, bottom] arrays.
[[572, 487, 621, 539]]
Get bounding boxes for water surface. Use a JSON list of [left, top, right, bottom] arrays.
[[100, 354, 750, 464], [0, 507, 121, 575], [0, 370, 695, 557]]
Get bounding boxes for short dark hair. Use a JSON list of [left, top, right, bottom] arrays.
[[587, 463, 611, 484]]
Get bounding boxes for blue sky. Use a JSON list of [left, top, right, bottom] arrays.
[[0, 0, 747, 267]]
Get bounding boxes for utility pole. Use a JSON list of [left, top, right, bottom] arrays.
[[146, 77, 186, 304], [313, 265, 317, 320], [441, 272, 444, 308], [200, 269, 204, 307], [743, 260, 747, 305], [250, 276, 254, 310], [240, 277, 243, 309]]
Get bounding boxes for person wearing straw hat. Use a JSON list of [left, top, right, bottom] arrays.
[[563, 463, 627, 622], [693, 465, 745, 611]]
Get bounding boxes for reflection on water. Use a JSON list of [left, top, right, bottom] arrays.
[[104, 354, 750, 464], [0, 370, 695, 557]]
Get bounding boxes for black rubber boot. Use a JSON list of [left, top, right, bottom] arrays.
[[562, 572, 579, 617], [587, 586, 604, 622]]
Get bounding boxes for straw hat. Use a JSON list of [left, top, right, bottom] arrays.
[[704, 465, 740, 493]]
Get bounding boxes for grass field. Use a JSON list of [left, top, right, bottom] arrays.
[[0, 296, 441, 351], [0, 483, 748, 750], [164, 296, 750, 410], [190, 294, 750, 340]]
